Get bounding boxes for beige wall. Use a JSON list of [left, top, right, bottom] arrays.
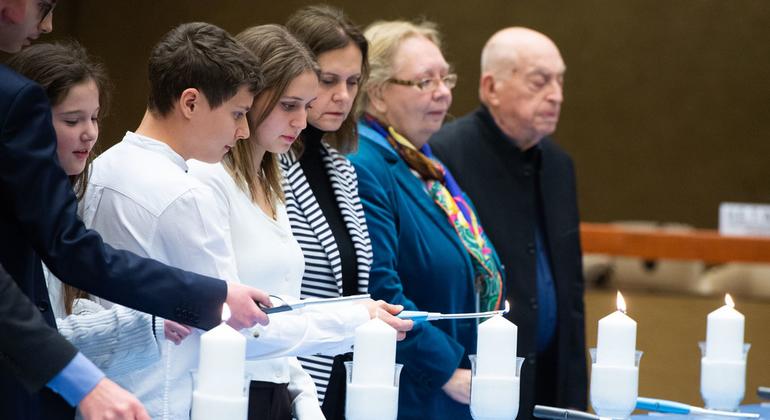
[[44, 0, 770, 228]]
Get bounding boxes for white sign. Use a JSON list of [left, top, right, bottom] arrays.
[[719, 202, 770, 237]]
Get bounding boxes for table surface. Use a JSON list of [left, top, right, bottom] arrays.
[[632, 404, 770, 420]]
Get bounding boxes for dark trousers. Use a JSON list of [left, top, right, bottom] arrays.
[[534, 339, 559, 407], [320, 353, 353, 420], [247, 381, 291, 420]]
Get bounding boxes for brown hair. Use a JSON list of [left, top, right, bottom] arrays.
[[7, 40, 112, 315], [229, 24, 318, 210], [286, 4, 368, 154], [6, 40, 111, 202], [147, 22, 262, 117]]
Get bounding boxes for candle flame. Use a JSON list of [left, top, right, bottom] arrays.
[[221, 303, 231, 322], [725, 293, 735, 308], [503, 300, 511, 314], [616, 291, 627, 314]]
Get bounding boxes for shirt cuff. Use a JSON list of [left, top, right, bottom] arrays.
[[46, 352, 105, 406]]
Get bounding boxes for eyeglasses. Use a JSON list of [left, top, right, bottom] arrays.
[[38, 1, 56, 24], [387, 73, 458, 92]]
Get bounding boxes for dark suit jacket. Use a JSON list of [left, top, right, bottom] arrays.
[[0, 65, 227, 418], [430, 106, 587, 417], [0, 263, 79, 397]]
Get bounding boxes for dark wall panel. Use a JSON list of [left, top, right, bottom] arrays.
[[46, 0, 769, 228]]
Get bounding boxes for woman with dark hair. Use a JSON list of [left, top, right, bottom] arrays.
[[283, 5, 374, 418], [6, 41, 174, 414]]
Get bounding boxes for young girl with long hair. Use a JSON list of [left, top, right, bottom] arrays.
[[6, 41, 185, 418]]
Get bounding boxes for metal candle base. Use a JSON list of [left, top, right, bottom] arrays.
[[700, 342, 751, 411], [469, 355, 525, 420], [191, 391, 247, 420], [190, 370, 250, 420], [344, 361, 403, 420], [589, 348, 643, 420]]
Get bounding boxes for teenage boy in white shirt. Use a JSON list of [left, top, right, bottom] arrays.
[[81, 22, 265, 419]]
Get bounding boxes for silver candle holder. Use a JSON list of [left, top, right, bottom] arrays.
[[468, 354, 525, 420], [700, 341, 751, 411], [589, 348, 643, 420], [190, 370, 250, 420], [344, 361, 403, 420]]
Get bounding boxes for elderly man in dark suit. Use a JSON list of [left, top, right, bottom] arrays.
[[430, 27, 587, 418], [0, 1, 271, 419]]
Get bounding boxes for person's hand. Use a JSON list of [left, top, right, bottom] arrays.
[[225, 282, 271, 329], [358, 300, 413, 340], [79, 378, 150, 420], [442, 368, 471, 404], [164, 320, 192, 345]]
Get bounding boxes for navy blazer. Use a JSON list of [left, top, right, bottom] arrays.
[[0, 65, 227, 418], [0, 264, 79, 402], [350, 122, 501, 420]]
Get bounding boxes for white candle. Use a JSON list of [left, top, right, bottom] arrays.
[[476, 314, 518, 377], [351, 317, 396, 385], [196, 322, 246, 396], [192, 304, 247, 420], [596, 291, 637, 367], [705, 294, 744, 360]]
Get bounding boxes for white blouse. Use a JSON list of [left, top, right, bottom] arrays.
[[189, 160, 369, 419]]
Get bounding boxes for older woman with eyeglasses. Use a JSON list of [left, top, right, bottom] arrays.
[[348, 20, 505, 419]]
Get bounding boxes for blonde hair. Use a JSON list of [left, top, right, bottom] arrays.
[[229, 24, 318, 209], [359, 20, 442, 115]]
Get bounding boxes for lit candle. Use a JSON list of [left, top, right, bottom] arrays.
[[351, 316, 396, 385], [470, 301, 521, 419], [705, 294, 744, 360], [192, 304, 247, 420], [596, 291, 637, 367], [476, 308, 517, 377]]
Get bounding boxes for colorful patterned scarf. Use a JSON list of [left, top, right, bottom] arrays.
[[363, 116, 503, 311]]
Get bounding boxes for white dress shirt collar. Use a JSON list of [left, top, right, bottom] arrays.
[[123, 131, 188, 172]]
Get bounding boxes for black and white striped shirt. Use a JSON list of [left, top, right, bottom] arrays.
[[280, 141, 372, 403]]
